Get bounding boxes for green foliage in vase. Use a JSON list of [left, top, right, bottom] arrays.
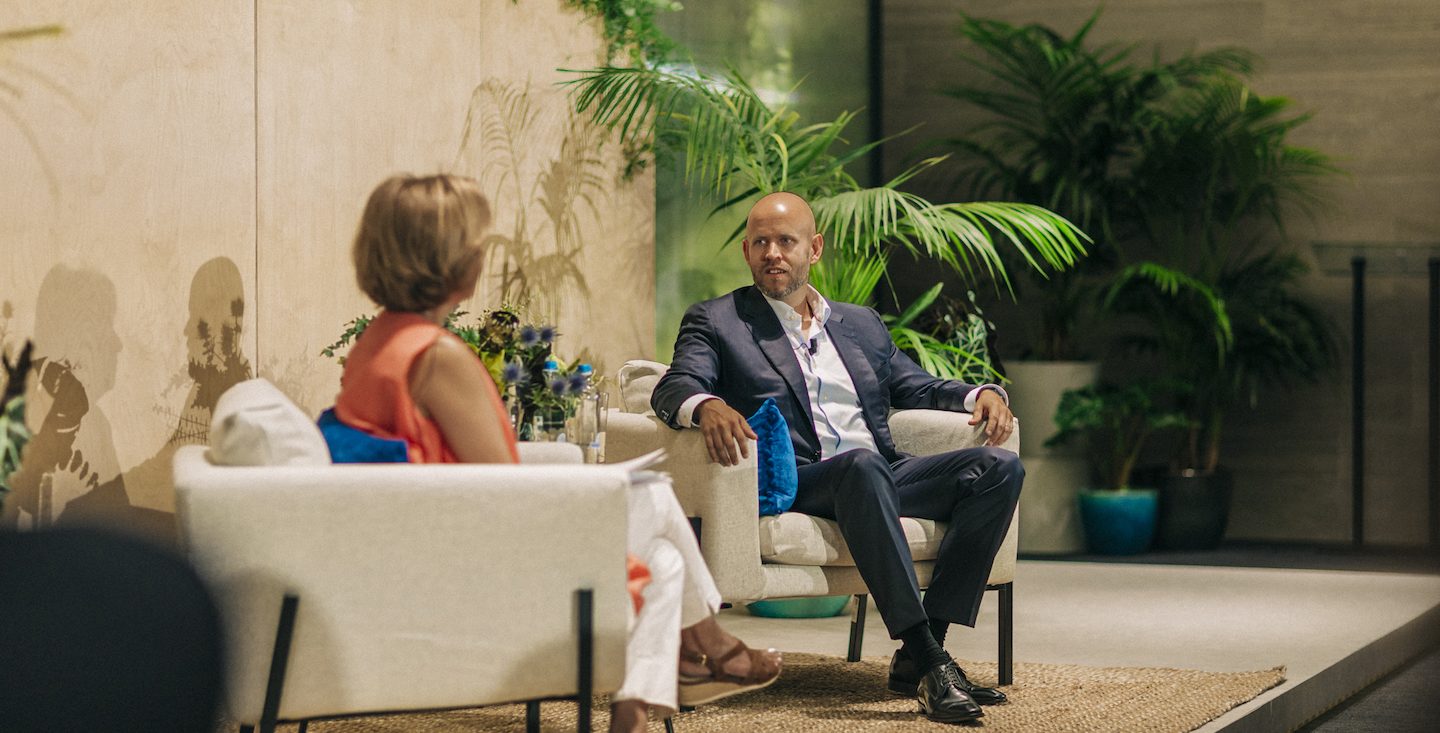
[[1045, 382, 1191, 491], [322, 306, 590, 434]]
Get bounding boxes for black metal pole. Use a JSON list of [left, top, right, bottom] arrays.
[[867, 0, 884, 186], [1352, 257, 1366, 546], [1430, 258, 1439, 551]]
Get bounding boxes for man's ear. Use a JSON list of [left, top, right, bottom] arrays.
[[810, 233, 824, 262]]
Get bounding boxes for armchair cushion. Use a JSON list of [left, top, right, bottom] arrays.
[[759, 513, 943, 566], [207, 378, 328, 467], [748, 398, 798, 516]]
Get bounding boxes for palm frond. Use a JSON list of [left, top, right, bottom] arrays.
[[1107, 262, 1233, 354]]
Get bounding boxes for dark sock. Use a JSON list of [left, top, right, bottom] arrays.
[[929, 617, 949, 648], [898, 621, 950, 672]]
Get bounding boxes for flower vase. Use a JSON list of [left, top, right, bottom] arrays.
[[530, 407, 569, 442]]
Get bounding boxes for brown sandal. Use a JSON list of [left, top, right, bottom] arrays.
[[677, 641, 783, 706]]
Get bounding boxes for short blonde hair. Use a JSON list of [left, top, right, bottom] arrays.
[[352, 174, 492, 312]]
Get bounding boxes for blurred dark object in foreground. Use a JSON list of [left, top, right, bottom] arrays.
[[0, 526, 224, 732]]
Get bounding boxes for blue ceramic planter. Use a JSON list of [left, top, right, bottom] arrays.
[[1078, 489, 1158, 555]]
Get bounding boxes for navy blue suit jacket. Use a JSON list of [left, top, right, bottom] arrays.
[[652, 286, 979, 466]]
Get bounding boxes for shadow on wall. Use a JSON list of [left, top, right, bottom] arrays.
[[2, 258, 252, 543], [455, 78, 606, 316]]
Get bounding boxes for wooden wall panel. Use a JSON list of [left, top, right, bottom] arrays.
[[0, 2, 256, 540], [257, 0, 654, 415], [466, 0, 656, 385], [254, 0, 493, 413], [884, 0, 1440, 545], [1, 0, 654, 540]]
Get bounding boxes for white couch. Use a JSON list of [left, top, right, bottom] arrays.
[[173, 379, 631, 732], [606, 361, 1019, 682]]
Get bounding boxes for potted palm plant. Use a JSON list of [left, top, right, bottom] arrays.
[[1104, 75, 1341, 549], [938, 10, 1252, 552], [1046, 382, 1190, 554]]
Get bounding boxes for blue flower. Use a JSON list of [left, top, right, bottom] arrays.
[[539, 326, 557, 344], [567, 372, 588, 395], [519, 327, 541, 347], [548, 378, 567, 397], [501, 359, 527, 384]]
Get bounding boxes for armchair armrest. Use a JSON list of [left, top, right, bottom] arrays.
[[889, 410, 1020, 456], [606, 411, 768, 601], [889, 410, 1020, 584]]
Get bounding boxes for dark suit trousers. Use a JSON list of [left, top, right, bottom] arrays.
[[789, 446, 1023, 638]]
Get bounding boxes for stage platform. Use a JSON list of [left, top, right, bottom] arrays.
[[718, 557, 1440, 731]]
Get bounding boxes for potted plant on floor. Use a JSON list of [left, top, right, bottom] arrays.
[[1046, 382, 1190, 554], [938, 11, 1252, 553], [1104, 73, 1341, 549]]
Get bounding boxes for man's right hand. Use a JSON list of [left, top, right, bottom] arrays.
[[695, 398, 757, 467]]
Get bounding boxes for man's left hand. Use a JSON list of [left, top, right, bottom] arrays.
[[969, 389, 1015, 447]]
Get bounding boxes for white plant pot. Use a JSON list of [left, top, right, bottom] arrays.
[[1006, 360, 1100, 554], [1017, 455, 1088, 554], [1006, 361, 1101, 458]]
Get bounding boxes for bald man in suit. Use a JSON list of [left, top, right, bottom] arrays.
[[653, 192, 1023, 724]]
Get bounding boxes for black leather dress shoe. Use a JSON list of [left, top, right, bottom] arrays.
[[890, 649, 1008, 705], [916, 662, 984, 723]]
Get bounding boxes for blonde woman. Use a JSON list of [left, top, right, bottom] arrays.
[[333, 174, 781, 732]]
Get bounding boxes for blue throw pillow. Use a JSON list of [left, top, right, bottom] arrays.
[[748, 398, 798, 516], [316, 408, 409, 464]]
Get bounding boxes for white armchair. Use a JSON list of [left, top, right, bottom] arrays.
[[173, 379, 631, 733], [606, 361, 1019, 683]]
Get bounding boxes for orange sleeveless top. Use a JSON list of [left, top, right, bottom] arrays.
[[335, 310, 519, 464]]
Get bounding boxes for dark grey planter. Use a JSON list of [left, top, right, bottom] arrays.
[[1156, 468, 1233, 550]]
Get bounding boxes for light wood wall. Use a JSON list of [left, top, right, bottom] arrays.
[[884, 0, 1440, 545], [0, 1, 654, 541]]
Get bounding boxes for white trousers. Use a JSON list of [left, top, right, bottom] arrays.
[[614, 477, 723, 712]]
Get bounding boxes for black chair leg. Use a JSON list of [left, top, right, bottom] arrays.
[[526, 701, 541, 733], [297, 723, 308, 733], [847, 594, 868, 662], [997, 582, 1013, 685], [576, 588, 594, 733], [664, 716, 677, 733], [258, 594, 300, 733], [239, 727, 254, 733]]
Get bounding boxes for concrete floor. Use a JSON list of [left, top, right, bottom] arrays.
[[715, 560, 1440, 731]]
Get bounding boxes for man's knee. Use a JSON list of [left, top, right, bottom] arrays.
[[829, 449, 896, 501], [837, 449, 892, 480], [975, 447, 1025, 495]]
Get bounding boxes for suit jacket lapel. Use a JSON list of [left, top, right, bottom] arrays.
[[738, 287, 813, 423], [825, 310, 889, 440]]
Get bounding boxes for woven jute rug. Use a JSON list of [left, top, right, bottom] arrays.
[[261, 653, 1285, 732]]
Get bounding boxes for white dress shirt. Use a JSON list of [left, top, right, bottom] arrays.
[[678, 286, 1006, 459]]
